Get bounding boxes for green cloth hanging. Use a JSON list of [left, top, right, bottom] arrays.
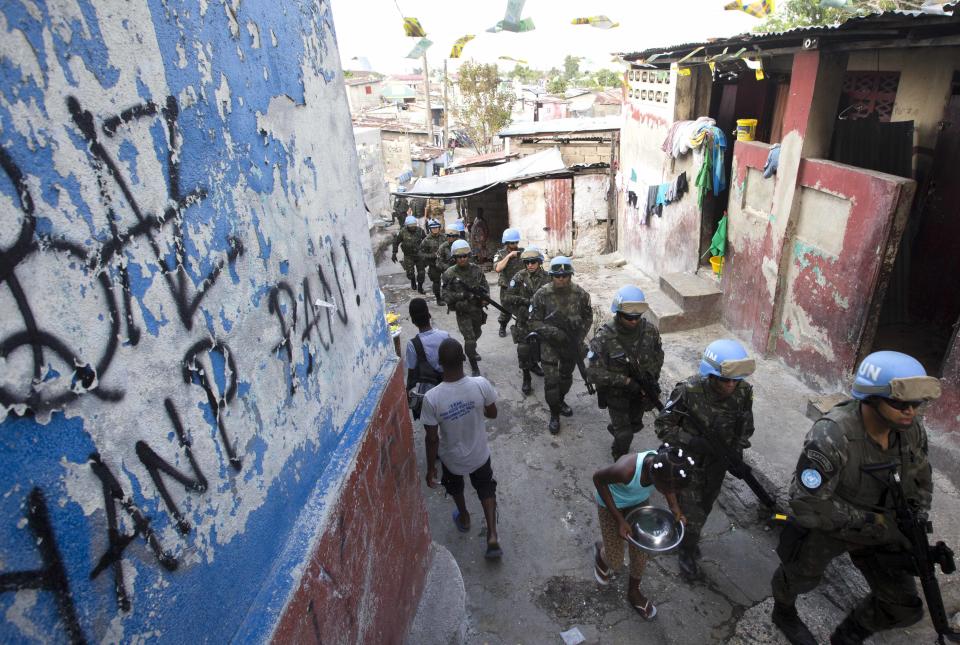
[[709, 214, 728, 257], [695, 149, 712, 210]]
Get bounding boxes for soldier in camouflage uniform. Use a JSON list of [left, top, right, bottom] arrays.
[[588, 286, 664, 460], [419, 219, 445, 305], [392, 215, 427, 292], [528, 256, 593, 435], [492, 228, 524, 338], [654, 339, 755, 581], [502, 247, 549, 395], [770, 351, 940, 645], [410, 196, 426, 220], [392, 193, 410, 228], [441, 240, 488, 377], [436, 225, 458, 274]]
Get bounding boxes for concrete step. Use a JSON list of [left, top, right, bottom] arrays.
[[660, 271, 722, 313], [643, 289, 684, 333]]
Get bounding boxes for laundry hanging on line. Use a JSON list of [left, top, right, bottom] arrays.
[[641, 171, 689, 222]]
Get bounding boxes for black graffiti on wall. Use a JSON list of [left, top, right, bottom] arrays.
[[269, 237, 360, 395], [0, 95, 243, 414]]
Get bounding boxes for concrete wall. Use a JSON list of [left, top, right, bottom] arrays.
[[0, 0, 429, 641], [617, 67, 706, 277], [572, 173, 610, 256], [847, 46, 959, 173], [354, 127, 390, 224], [346, 81, 382, 115], [506, 138, 614, 167], [507, 182, 550, 256], [722, 51, 917, 390]]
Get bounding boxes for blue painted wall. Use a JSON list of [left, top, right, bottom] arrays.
[[0, 0, 391, 641]]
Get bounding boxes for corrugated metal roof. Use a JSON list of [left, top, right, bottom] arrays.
[[401, 148, 567, 197], [621, 6, 957, 62], [498, 115, 622, 138]]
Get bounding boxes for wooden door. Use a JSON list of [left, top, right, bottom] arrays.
[[544, 178, 572, 256]]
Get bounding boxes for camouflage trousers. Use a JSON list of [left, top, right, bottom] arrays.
[[677, 461, 727, 555], [401, 255, 426, 284], [606, 398, 646, 460], [771, 531, 923, 633], [542, 356, 574, 414], [455, 308, 485, 359], [426, 264, 443, 300], [497, 285, 511, 326], [512, 322, 532, 369]]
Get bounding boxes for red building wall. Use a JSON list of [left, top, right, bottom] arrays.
[[272, 363, 431, 643]]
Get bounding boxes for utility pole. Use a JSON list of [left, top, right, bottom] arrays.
[[422, 53, 434, 146], [442, 58, 450, 151]]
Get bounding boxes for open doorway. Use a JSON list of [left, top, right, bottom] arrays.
[[869, 73, 960, 375], [698, 63, 790, 265]]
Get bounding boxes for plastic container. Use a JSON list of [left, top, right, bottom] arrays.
[[736, 118, 758, 142], [710, 255, 724, 275]]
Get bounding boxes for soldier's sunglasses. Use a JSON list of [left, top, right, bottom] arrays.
[[882, 398, 926, 411], [619, 313, 643, 321], [523, 259, 541, 265]]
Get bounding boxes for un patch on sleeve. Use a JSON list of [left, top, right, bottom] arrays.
[[800, 468, 822, 490], [528, 304, 533, 313], [586, 350, 595, 360], [509, 279, 515, 288]]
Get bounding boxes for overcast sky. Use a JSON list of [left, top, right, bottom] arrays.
[[329, 0, 759, 74]]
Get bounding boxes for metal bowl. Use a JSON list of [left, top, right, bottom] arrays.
[[624, 506, 685, 553]]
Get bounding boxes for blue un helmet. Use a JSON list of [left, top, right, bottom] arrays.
[[452, 219, 466, 233], [451, 239, 471, 257], [426, 218, 441, 230], [611, 285, 648, 315], [502, 228, 521, 244], [404, 215, 417, 227], [851, 351, 942, 402], [699, 339, 755, 380], [548, 256, 575, 276]]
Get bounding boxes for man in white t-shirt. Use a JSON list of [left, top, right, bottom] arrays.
[[421, 338, 502, 559]]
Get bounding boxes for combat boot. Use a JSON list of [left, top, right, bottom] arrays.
[[771, 601, 817, 645], [529, 363, 544, 377], [559, 402, 573, 417], [521, 370, 532, 395], [498, 322, 507, 337], [416, 279, 425, 294], [433, 285, 445, 306], [829, 613, 872, 645], [410, 277, 417, 291], [548, 415, 561, 435], [678, 547, 702, 582], [468, 357, 481, 377]]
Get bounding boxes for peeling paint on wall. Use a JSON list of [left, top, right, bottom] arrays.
[[0, 0, 391, 641]]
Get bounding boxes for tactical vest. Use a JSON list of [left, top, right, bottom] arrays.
[[823, 400, 927, 513], [400, 228, 425, 255]]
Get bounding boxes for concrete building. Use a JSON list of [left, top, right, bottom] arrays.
[[344, 73, 384, 115], [618, 9, 960, 437], [353, 127, 391, 224], [0, 0, 430, 641]]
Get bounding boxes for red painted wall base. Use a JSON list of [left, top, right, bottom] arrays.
[[272, 361, 431, 644]]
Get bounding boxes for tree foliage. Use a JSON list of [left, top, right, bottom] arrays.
[[456, 61, 514, 154], [755, 0, 922, 32], [592, 68, 622, 88], [563, 55, 581, 81], [547, 76, 568, 95]]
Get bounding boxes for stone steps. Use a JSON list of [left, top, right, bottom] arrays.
[[644, 270, 723, 333]]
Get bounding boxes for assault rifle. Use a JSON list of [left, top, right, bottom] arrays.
[[886, 466, 960, 644], [674, 408, 779, 510], [543, 311, 595, 395], [625, 353, 664, 412], [449, 278, 511, 320]]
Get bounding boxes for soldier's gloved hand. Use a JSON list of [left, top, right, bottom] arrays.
[[685, 435, 712, 455], [391, 254, 398, 263], [862, 512, 911, 549]]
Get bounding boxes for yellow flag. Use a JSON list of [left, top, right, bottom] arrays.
[[571, 16, 620, 29], [723, 0, 775, 18], [403, 17, 426, 37], [450, 35, 475, 59]]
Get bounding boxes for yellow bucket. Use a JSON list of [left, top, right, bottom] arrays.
[[736, 118, 758, 142], [710, 255, 724, 275]]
